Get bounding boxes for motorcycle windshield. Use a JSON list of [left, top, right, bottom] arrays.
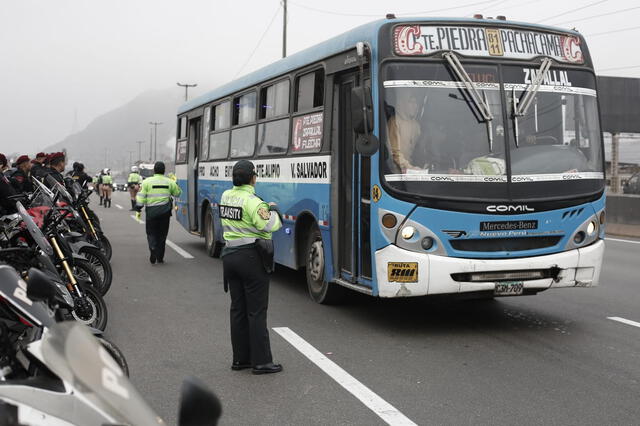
[[16, 202, 54, 257], [40, 322, 165, 426], [50, 178, 74, 205], [0, 265, 54, 328]]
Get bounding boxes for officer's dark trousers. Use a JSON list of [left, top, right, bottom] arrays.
[[145, 213, 170, 261], [223, 248, 272, 366]]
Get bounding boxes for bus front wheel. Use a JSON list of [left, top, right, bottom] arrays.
[[204, 206, 223, 258], [305, 228, 343, 304]]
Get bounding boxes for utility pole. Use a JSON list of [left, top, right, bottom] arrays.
[[282, 0, 287, 58], [149, 122, 163, 162], [103, 148, 108, 168], [136, 141, 145, 163], [611, 132, 620, 193], [127, 150, 134, 167], [149, 127, 153, 162], [177, 82, 197, 101]]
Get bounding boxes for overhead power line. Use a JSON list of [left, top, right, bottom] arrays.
[[288, 0, 498, 18], [551, 5, 640, 26], [587, 24, 640, 38], [235, 6, 282, 78], [597, 65, 640, 72], [537, 0, 608, 23]]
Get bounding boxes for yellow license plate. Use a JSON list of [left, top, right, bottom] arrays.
[[388, 262, 418, 283]]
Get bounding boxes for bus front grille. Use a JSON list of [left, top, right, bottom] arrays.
[[449, 236, 563, 252]]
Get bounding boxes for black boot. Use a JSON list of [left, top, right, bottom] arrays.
[[130, 200, 136, 211], [99, 197, 103, 206]]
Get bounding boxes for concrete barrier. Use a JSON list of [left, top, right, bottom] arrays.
[[606, 194, 640, 225]]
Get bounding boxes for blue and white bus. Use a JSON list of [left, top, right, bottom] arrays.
[[174, 16, 605, 303]]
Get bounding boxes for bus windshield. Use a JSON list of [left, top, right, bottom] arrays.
[[381, 62, 604, 200]]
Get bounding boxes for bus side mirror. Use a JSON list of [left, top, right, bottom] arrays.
[[351, 86, 379, 157]]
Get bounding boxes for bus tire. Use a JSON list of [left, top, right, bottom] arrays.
[[204, 206, 223, 258], [305, 227, 343, 304]]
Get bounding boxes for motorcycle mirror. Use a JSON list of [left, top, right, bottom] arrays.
[[178, 376, 222, 426], [26, 267, 57, 303]]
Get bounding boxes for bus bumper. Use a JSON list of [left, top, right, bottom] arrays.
[[374, 239, 605, 298]]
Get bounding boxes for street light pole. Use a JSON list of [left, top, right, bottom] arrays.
[[177, 82, 198, 101], [127, 150, 134, 166], [136, 141, 145, 163], [282, 0, 287, 58], [149, 122, 163, 162]]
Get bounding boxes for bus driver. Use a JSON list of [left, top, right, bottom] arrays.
[[387, 90, 422, 173]]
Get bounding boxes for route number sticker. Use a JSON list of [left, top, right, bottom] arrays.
[[388, 262, 418, 283], [372, 185, 382, 202]]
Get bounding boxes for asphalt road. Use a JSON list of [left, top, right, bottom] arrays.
[[99, 191, 640, 426]]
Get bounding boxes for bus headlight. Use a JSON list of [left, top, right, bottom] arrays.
[[421, 237, 434, 250], [573, 231, 586, 244], [381, 213, 397, 229], [586, 220, 597, 235], [599, 211, 605, 225], [401, 226, 416, 240]]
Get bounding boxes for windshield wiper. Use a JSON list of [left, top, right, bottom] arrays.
[[515, 57, 552, 117], [511, 57, 552, 147], [443, 52, 494, 152]]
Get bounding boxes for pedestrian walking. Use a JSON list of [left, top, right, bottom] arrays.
[[101, 169, 113, 208], [127, 166, 143, 211], [135, 161, 181, 264], [220, 160, 283, 375]]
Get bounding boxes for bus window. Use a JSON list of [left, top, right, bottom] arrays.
[[212, 101, 231, 130], [178, 116, 187, 139], [295, 69, 324, 111], [201, 106, 211, 159], [209, 131, 229, 159], [230, 126, 256, 158], [176, 140, 187, 163], [257, 119, 289, 156], [233, 92, 257, 125], [260, 80, 289, 119]]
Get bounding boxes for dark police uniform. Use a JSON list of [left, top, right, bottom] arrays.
[[220, 160, 282, 374]]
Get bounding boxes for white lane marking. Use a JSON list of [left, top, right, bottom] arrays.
[[115, 204, 123, 210], [129, 214, 194, 259], [607, 317, 640, 329], [273, 327, 417, 426], [166, 240, 194, 259], [130, 214, 145, 224], [605, 237, 640, 245]]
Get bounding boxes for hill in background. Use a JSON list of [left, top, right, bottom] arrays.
[[45, 88, 183, 176]]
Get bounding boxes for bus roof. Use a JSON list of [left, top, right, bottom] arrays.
[[178, 17, 581, 115]]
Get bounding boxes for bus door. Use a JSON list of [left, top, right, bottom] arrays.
[[333, 72, 372, 283], [187, 117, 201, 231]]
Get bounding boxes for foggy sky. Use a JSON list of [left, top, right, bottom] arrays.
[[1, 0, 638, 154]]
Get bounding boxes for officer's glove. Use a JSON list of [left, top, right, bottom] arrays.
[[135, 211, 142, 221], [168, 173, 177, 182]]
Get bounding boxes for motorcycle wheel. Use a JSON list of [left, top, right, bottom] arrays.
[[73, 258, 107, 295], [71, 284, 108, 331], [97, 235, 112, 260], [78, 247, 112, 296], [98, 337, 130, 377]]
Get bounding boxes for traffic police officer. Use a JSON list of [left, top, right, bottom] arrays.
[[101, 169, 113, 208], [127, 166, 143, 211], [9, 155, 33, 193], [135, 161, 181, 264], [220, 160, 283, 375]]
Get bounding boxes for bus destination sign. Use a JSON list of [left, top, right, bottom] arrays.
[[393, 25, 584, 64]]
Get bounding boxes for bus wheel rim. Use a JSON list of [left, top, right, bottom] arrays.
[[308, 240, 324, 282]]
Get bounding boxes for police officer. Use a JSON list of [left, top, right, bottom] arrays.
[[71, 162, 91, 187], [221, 160, 283, 375], [101, 169, 113, 208], [9, 155, 33, 193], [0, 154, 8, 174], [30, 152, 47, 180], [135, 161, 181, 264], [127, 166, 143, 211], [43, 152, 65, 187]]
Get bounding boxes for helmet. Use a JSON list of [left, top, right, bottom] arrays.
[[102, 168, 109, 174], [131, 166, 139, 173]]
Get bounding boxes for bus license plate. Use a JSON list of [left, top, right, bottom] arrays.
[[494, 281, 524, 296]]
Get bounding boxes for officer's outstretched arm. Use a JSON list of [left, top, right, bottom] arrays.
[[253, 202, 282, 233]]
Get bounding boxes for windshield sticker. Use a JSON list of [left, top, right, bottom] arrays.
[[504, 84, 596, 97], [385, 173, 508, 183], [511, 172, 604, 182], [394, 25, 584, 64], [384, 80, 500, 90]]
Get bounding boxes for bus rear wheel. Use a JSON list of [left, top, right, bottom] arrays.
[[204, 206, 223, 258], [305, 228, 343, 304]]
